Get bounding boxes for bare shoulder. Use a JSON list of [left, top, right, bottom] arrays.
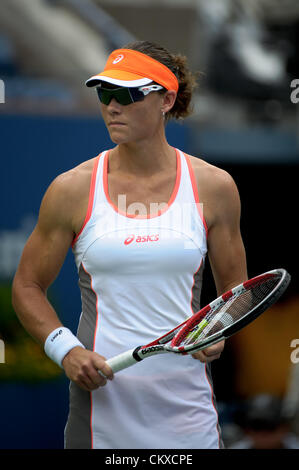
[[186, 153, 240, 202], [50, 157, 96, 197], [186, 153, 241, 228], [39, 157, 97, 232]]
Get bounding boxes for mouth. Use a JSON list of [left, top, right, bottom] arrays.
[[109, 122, 126, 127]]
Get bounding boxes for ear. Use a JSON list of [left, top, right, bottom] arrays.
[[161, 90, 177, 114]]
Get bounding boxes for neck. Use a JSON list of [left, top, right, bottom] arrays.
[[110, 132, 176, 177]]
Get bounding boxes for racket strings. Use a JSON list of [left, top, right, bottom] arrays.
[[178, 275, 280, 347]]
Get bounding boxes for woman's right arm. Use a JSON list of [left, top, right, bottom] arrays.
[[12, 171, 113, 390]]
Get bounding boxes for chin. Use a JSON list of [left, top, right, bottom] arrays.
[[109, 134, 132, 146], [108, 130, 128, 145], [110, 136, 129, 145]]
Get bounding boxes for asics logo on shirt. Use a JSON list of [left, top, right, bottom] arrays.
[[124, 235, 135, 245], [124, 234, 159, 245]]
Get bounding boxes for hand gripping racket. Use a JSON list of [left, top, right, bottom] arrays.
[[105, 268, 291, 373]]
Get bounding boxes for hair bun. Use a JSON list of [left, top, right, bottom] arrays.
[[124, 40, 198, 121]]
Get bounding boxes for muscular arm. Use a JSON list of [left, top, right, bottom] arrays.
[[192, 161, 248, 362], [12, 174, 75, 342], [12, 168, 113, 389], [207, 169, 248, 294]]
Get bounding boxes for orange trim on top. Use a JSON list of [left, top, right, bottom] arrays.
[[183, 152, 208, 239], [103, 148, 181, 219], [72, 154, 102, 248]]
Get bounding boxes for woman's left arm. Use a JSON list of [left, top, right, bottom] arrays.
[[207, 169, 248, 295], [193, 166, 248, 363]]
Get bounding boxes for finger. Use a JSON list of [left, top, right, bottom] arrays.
[[192, 352, 221, 363], [77, 380, 98, 392], [74, 376, 97, 392], [85, 364, 107, 386], [192, 344, 224, 363], [80, 372, 107, 391], [80, 362, 108, 389], [204, 352, 221, 363], [191, 351, 209, 362], [88, 371, 107, 388], [98, 369, 108, 379], [92, 356, 114, 381], [203, 341, 225, 357], [100, 363, 114, 380]]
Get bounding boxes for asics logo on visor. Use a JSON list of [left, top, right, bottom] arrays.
[[113, 54, 124, 64]]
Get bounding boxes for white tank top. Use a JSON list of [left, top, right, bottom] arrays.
[[66, 148, 222, 449]]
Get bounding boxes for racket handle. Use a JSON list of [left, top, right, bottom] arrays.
[[106, 348, 139, 373]]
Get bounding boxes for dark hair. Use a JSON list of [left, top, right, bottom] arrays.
[[123, 40, 198, 121]]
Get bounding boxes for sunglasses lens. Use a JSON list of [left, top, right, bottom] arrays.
[[128, 88, 146, 102], [97, 87, 135, 105], [96, 86, 147, 106], [96, 88, 113, 105], [114, 88, 135, 105]]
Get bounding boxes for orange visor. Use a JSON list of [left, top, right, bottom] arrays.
[[85, 48, 179, 92]]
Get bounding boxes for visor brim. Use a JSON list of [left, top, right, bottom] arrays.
[[86, 75, 152, 88]]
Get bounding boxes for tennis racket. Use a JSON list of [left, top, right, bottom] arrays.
[[105, 268, 291, 373]]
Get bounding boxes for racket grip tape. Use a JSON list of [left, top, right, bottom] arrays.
[[105, 347, 142, 373]]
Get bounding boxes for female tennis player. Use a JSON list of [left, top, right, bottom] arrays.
[[12, 41, 248, 449]]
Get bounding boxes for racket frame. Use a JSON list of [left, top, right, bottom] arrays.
[[105, 268, 291, 373], [168, 268, 291, 354]]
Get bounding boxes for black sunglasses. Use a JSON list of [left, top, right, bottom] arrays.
[[96, 84, 164, 106]]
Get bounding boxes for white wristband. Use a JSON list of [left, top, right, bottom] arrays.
[[44, 327, 85, 368]]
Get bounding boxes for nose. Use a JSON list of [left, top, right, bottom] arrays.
[[107, 97, 122, 113]]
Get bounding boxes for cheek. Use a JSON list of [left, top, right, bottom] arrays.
[[134, 105, 161, 131], [99, 105, 109, 124]]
